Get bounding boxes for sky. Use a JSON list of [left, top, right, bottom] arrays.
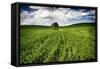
[[20, 5, 96, 26]]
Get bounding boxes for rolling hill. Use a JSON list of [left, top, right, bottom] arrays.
[[20, 23, 96, 64]]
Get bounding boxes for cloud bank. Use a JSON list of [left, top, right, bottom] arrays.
[[20, 6, 95, 26]]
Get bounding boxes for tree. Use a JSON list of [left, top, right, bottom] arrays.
[[51, 22, 59, 27]]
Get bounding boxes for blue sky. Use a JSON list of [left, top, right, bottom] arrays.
[[20, 5, 95, 26]]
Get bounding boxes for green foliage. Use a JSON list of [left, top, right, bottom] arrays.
[[51, 22, 59, 28], [20, 23, 96, 64]]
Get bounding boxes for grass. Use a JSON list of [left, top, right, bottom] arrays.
[[20, 23, 96, 64]]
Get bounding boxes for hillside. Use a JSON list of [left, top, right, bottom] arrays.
[[20, 23, 96, 64]]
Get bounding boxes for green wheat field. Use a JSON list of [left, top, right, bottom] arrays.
[[20, 23, 96, 64]]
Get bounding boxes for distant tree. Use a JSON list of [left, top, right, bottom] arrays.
[[51, 22, 59, 27]]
